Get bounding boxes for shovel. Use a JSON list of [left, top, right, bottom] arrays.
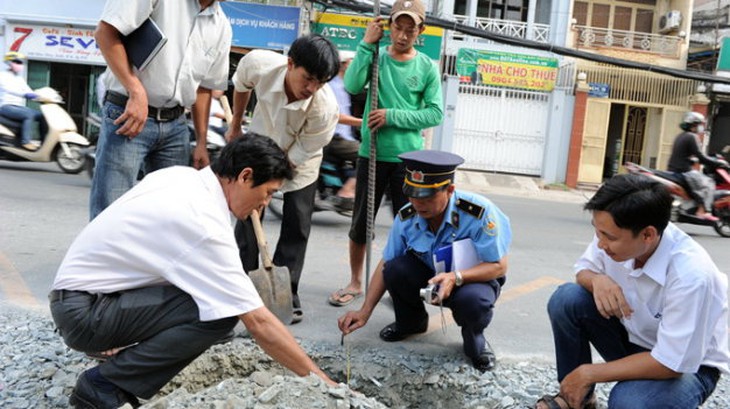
[[248, 209, 293, 324]]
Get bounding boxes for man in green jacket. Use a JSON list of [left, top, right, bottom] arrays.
[[328, 0, 444, 307]]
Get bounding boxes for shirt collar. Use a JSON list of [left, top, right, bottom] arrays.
[[258, 67, 313, 112], [199, 167, 230, 217], [629, 225, 675, 286], [198, 0, 220, 16]]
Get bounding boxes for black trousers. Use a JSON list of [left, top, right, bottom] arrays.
[[348, 157, 408, 244], [382, 252, 501, 359], [235, 181, 317, 307], [49, 286, 237, 399]]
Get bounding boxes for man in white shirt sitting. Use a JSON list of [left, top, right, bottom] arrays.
[[50, 135, 335, 409], [536, 174, 729, 409]]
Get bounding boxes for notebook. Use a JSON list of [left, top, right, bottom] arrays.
[[433, 238, 479, 273], [122, 18, 167, 71]]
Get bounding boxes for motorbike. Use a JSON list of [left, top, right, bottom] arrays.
[[625, 160, 730, 237], [268, 157, 355, 219], [0, 87, 89, 174]]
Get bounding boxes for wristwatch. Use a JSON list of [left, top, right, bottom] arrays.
[[454, 270, 464, 287]]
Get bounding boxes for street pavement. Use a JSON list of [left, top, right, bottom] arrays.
[[1, 162, 728, 369]]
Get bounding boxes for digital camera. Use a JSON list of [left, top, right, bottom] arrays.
[[419, 283, 441, 305]]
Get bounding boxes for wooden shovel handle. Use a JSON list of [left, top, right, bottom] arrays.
[[220, 95, 233, 123], [250, 209, 274, 269]]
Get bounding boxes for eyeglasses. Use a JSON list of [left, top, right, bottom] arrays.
[[10, 59, 24, 65]]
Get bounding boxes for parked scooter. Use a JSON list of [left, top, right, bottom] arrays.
[[625, 160, 730, 237], [0, 87, 89, 173]]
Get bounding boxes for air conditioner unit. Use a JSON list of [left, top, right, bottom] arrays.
[[659, 10, 681, 34]]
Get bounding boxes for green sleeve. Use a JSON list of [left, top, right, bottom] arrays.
[[385, 61, 443, 130], [343, 41, 375, 95]]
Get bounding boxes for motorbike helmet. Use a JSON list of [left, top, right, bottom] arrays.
[[4, 51, 26, 64], [680, 111, 706, 131]]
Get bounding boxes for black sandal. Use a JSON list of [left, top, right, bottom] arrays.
[[535, 394, 571, 409]]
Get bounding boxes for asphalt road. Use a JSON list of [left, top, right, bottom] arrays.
[[1, 161, 729, 363]]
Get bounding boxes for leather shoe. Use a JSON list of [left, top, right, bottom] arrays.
[[379, 321, 427, 342], [472, 342, 497, 372], [69, 369, 139, 409], [22, 143, 38, 151]]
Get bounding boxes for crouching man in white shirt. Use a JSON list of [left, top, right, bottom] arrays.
[[50, 134, 335, 409], [537, 173, 729, 409]]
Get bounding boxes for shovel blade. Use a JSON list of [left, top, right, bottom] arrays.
[[249, 266, 293, 324]]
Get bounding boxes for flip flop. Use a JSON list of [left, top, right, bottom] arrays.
[[328, 288, 362, 306], [290, 307, 304, 325]]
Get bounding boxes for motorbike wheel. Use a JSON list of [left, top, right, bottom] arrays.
[[55, 143, 86, 174], [267, 191, 285, 219], [713, 211, 730, 238]]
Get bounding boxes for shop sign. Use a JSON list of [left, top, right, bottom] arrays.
[[311, 12, 443, 61], [456, 48, 558, 92], [7, 23, 105, 65], [220, 2, 300, 51]]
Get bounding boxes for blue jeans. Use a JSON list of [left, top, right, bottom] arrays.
[[89, 101, 189, 219], [0, 104, 46, 144], [548, 283, 721, 409]]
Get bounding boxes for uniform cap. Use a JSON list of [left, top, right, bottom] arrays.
[[399, 150, 464, 198], [390, 0, 425, 26]]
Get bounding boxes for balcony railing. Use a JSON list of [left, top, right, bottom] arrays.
[[449, 14, 551, 43], [574, 25, 682, 58]]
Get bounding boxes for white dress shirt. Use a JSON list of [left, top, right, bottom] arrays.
[[53, 166, 263, 322], [574, 223, 730, 374], [232, 49, 339, 192], [101, 0, 231, 108]]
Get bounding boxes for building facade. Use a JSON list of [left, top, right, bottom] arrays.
[[565, 0, 702, 187]]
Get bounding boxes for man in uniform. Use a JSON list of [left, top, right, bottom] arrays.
[[337, 150, 511, 371]]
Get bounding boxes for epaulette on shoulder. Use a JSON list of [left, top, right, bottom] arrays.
[[398, 203, 416, 221], [455, 198, 484, 219]]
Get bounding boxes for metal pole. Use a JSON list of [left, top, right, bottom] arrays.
[[365, 0, 381, 293]]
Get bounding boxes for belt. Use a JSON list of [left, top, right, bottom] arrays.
[[104, 91, 184, 122], [49, 289, 92, 302]]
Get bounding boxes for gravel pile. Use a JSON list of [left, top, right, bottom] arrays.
[[1, 303, 728, 408]]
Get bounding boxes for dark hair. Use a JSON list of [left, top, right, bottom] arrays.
[[288, 34, 340, 83], [211, 133, 293, 186], [584, 174, 672, 236]]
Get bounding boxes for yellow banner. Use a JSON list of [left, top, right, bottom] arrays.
[[476, 58, 557, 91], [314, 12, 443, 36]]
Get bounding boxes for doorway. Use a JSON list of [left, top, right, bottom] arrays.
[[622, 106, 647, 167]]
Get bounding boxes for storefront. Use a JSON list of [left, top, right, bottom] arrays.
[[1, 1, 106, 138]]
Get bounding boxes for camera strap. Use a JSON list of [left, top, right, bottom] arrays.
[[438, 300, 448, 335]]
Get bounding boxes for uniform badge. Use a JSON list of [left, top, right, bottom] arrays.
[[412, 170, 424, 183], [404, 1, 413, 8], [483, 214, 497, 236]]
